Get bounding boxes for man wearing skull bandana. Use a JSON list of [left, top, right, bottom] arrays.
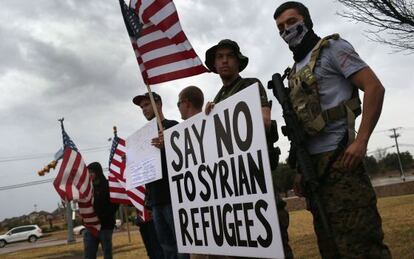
[[274, 2, 391, 259]]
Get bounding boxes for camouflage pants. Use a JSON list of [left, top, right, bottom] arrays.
[[309, 151, 391, 259], [273, 170, 294, 259]]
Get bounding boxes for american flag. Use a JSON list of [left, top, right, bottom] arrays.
[[119, 0, 208, 85], [108, 134, 149, 221], [53, 122, 101, 236]]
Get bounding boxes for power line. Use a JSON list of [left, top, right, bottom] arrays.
[[0, 178, 54, 191], [372, 126, 414, 134], [1, 126, 412, 162], [389, 128, 406, 182], [371, 129, 391, 134], [367, 145, 395, 155], [0, 167, 110, 191], [0, 145, 110, 163], [400, 144, 414, 147]]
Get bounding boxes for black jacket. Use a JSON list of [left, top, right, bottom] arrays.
[[92, 168, 119, 230], [146, 119, 178, 207]]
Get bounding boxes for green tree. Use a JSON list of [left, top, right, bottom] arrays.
[[379, 151, 413, 170], [364, 155, 380, 175], [400, 151, 414, 168]]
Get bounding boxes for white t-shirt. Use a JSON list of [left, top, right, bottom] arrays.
[[295, 37, 367, 154]]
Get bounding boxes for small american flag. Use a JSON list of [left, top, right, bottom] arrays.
[[119, 0, 208, 85], [108, 134, 149, 221], [53, 122, 101, 236]]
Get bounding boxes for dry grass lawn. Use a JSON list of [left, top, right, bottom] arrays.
[[3, 194, 413, 259]]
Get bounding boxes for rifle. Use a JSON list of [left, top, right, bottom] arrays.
[[267, 69, 340, 257]]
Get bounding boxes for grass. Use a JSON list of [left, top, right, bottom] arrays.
[[288, 194, 414, 259], [3, 194, 414, 259]]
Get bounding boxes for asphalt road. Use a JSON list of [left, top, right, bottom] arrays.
[[371, 174, 414, 186], [0, 229, 137, 255], [0, 237, 80, 255]]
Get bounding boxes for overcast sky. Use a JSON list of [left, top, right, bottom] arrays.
[[1, 0, 413, 221]]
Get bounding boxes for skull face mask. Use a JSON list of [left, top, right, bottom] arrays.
[[280, 21, 308, 47]]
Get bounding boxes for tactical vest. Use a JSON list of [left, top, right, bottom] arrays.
[[288, 34, 361, 143], [213, 77, 262, 104]]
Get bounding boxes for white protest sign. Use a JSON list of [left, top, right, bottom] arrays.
[[164, 84, 284, 258], [125, 118, 162, 190]]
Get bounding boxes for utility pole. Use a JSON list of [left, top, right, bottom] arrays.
[[119, 204, 125, 223], [390, 127, 405, 182], [65, 201, 76, 243]]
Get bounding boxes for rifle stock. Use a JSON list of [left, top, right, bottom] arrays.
[[268, 71, 340, 257]]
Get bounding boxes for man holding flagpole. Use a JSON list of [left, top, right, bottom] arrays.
[[133, 92, 188, 259], [120, 1, 207, 257]]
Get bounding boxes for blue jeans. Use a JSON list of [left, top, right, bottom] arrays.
[[139, 220, 164, 259], [83, 228, 113, 259], [152, 204, 189, 259]]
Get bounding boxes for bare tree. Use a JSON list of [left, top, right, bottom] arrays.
[[337, 0, 414, 53], [374, 147, 388, 161]]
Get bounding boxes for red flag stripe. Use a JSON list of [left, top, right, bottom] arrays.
[[110, 198, 132, 205], [109, 186, 128, 193], [158, 12, 181, 35], [139, 37, 174, 55], [77, 167, 90, 197], [53, 148, 71, 199], [82, 183, 93, 202], [124, 0, 207, 85], [142, 50, 199, 71], [63, 151, 80, 200], [108, 136, 149, 221], [109, 173, 146, 210], [110, 172, 145, 201], [148, 65, 207, 85], [141, 0, 172, 24], [126, 190, 145, 204], [53, 148, 100, 236], [139, 30, 186, 53], [139, 23, 160, 38], [78, 201, 95, 209], [109, 171, 123, 181], [139, 40, 195, 63], [110, 159, 124, 172], [118, 139, 126, 145], [80, 212, 99, 219], [137, 185, 146, 193]]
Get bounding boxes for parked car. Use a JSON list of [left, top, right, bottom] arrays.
[[73, 219, 122, 236], [0, 225, 42, 248]]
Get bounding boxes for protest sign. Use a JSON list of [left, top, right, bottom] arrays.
[[164, 84, 284, 258], [125, 118, 162, 190]]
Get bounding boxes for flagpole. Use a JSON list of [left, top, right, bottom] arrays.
[[145, 84, 164, 133], [58, 118, 76, 244], [124, 206, 132, 243], [113, 126, 117, 137], [111, 126, 131, 242], [119, 1, 162, 133]]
